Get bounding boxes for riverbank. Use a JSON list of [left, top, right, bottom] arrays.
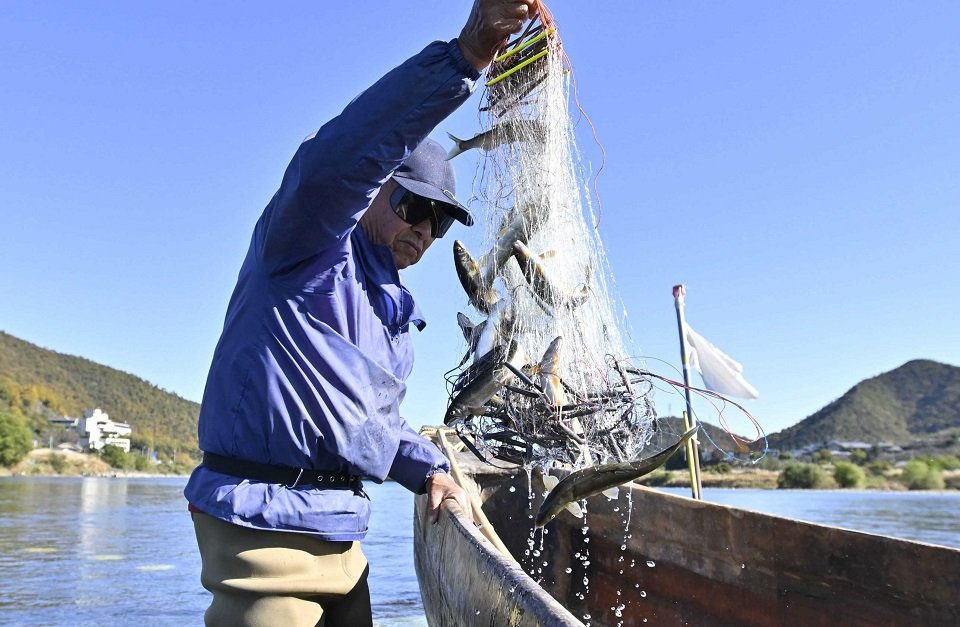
[[4, 449, 958, 491], [638, 466, 960, 491], [658, 468, 781, 489], [0, 449, 189, 478]]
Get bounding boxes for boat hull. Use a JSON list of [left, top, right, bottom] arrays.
[[414, 435, 960, 626]]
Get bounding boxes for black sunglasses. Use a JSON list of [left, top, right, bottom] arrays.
[[390, 187, 456, 239]]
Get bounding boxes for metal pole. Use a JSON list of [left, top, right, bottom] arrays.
[[673, 284, 703, 500]]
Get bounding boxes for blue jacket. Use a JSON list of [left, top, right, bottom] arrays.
[[184, 39, 480, 541]]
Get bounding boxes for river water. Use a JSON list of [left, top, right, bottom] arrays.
[[0, 477, 957, 626]]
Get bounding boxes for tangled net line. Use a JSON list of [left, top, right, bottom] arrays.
[[442, 5, 664, 470]]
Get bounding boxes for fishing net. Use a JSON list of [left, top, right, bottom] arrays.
[[443, 8, 659, 470]]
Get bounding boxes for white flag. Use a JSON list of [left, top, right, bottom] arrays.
[[685, 324, 759, 399]]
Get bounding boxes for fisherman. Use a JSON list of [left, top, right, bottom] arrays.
[[183, 1, 537, 625]]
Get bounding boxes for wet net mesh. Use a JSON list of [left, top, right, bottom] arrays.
[[444, 15, 659, 470]]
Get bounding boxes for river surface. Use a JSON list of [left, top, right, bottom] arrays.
[[0, 477, 957, 626]]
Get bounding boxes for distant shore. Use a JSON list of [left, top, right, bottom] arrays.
[[4, 449, 957, 491], [0, 449, 191, 479], [640, 466, 960, 491]]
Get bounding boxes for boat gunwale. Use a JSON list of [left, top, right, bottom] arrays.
[[414, 429, 960, 626]]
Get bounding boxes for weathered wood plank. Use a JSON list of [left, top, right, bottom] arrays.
[[413, 495, 582, 626]]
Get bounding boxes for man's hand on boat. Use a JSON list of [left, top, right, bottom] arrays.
[[426, 472, 473, 524]]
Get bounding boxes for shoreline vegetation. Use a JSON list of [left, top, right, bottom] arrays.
[[639, 460, 960, 491], [0, 448, 193, 479], [3, 448, 959, 492]]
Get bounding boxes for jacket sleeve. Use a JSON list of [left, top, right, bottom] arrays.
[[256, 39, 480, 274], [388, 421, 451, 495]]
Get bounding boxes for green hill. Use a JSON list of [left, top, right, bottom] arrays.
[[768, 359, 960, 452], [652, 415, 760, 467], [0, 331, 199, 459]]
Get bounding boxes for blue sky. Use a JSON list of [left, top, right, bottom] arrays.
[[1, 1, 957, 442]]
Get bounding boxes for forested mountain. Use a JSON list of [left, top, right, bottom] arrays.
[[768, 359, 960, 451], [0, 331, 199, 458]]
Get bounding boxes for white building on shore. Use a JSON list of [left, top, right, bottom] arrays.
[[76, 408, 132, 453]]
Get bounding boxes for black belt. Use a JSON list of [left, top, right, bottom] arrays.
[[202, 452, 361, 490]]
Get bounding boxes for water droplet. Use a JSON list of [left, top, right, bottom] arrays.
[[565, 567, 572, 573], [640, 590, 647, 598], [476, 610, 481, 615], [646, 560, 655, 567], [741, 563, 746, 569], [509, 486, 516, 492], [584, 538, 590, 543], [620, 544, 627, 550]]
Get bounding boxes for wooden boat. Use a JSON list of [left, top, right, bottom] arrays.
[[413, 428, 960, 626]]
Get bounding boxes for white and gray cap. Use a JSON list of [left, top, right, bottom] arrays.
[[391, 138, 474, 227]]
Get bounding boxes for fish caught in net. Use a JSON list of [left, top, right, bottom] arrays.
[[442, 4, 666, 479]]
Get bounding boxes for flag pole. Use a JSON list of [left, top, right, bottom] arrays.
[[673, 284, 703, 500]]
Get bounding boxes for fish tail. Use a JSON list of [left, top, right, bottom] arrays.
[[446, 133, 466, 160]]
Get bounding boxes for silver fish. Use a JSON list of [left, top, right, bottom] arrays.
[[478, 212, 529, 287], [455, 301, 514, 368], [512, 241, 592, 310], [444, 340, 528, 425], [474, 298, 514, 361], [455, 312, 485, 368], [446, 119, 548, 160], [511, 241, 564, 308], [453, 240, 498, 313], [535, 427, 699, 527], [456, 311, 477, 343], [535, 336, 566, 408]]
